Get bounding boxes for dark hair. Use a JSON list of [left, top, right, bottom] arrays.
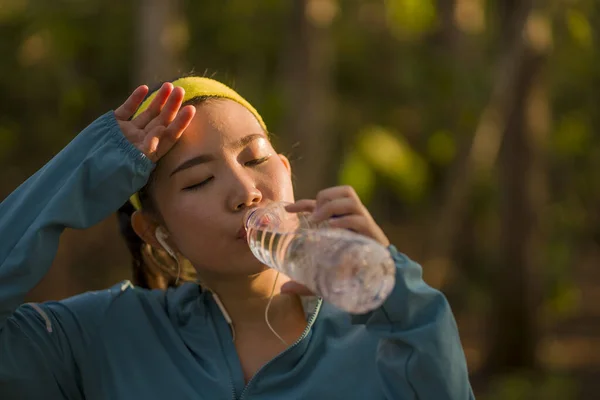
[[117, 201, 166, 288], [117, 92, 222, 289]]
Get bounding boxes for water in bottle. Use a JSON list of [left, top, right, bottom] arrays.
[[244, 202, 396, 314]]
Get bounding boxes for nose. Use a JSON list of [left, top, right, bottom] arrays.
[[227, 170, 262, 212]]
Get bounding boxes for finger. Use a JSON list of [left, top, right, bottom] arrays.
[[311, 197, 363, 222], [145, 105, 195, 161], [142, 125, 166, 160], [132, 82, 174, 128], [280, 281, 314, 296], [327, 215, 368, 235], [145, 86, 186, 131], [114, 85, 149, 121], [316, 185, 358, 209], [285, 199, 317, 214], [161, 105, 196, 143]]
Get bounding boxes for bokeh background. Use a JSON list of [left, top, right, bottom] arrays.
[[1, 0, 599, 398]]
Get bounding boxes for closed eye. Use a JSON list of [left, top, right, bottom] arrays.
[[182, 156, 269, 191], [183, 177, 213, 191], [245, 156, 270, 167]]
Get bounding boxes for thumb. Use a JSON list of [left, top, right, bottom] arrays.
[[280, 281, 314, 296]]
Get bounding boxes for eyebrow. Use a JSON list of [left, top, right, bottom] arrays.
[[169, 133, 267, 178]]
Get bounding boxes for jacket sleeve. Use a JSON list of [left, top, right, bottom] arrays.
[[352, 246, 475, 400], [0, 112, 154, 399]]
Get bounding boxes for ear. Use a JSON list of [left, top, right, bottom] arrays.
[[131, 210, 163, 251], [278, 154, 292, 176]]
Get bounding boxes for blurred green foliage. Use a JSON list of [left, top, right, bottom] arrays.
[[482, 373, 577, 400]]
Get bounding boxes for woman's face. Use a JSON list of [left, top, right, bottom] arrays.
[[149, 99, 294, 275]]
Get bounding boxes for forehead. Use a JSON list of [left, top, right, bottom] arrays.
[[185, 98, 264, 145], [163, 98, 265, 161]]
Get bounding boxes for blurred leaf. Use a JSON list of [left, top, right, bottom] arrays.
[[545, 280, 581, 318], [338, 150, 375, 204], [384, 0, 437, 40], [0, 0, 27, 23], [427, 130, 456, 166], [0, 125, 17, 159], [566, 9, 593, 48], [60, 85, 86, 116], [357, 126, 428, 202], [483, 373, 577, 400], [551, 113, 590, 158], [487, 374, 533, 400]]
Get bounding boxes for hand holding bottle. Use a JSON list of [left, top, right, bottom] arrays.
[[286, 185, 390, 245], [280, 186, 392, 297]]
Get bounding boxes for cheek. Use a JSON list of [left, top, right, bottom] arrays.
[[160, 195, 225, 252], [165, 207, 235, 271], [260, 161, 294, 202]]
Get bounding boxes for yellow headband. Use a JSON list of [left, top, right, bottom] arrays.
[[129, 77, 267, 211]]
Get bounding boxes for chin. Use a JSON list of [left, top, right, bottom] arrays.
[[246, 265, 271, 277], [239, 255, 270, 275], [216, 251, 269, 276]]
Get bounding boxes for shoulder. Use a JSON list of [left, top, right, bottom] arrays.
[[56, 280, 165, 312], [22, 281, 165, 340], [49, 280, 203, 321]]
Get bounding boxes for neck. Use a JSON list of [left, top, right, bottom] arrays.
[[199, 268, 305, 331]]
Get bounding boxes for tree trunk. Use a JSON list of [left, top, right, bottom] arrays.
[[278, 0, 336, 199], [487, 5, 550, 373], [135, 0, 186, 84], [422, 0, 533, 278]]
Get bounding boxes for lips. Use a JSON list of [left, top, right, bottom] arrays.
[[236, 225, 247, 240]]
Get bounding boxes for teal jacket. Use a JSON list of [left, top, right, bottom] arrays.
[[0, 112, 475, 399]]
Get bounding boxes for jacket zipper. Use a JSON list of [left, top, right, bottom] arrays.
[[238, 299, 323, 400], [206, 291, 241, 400]]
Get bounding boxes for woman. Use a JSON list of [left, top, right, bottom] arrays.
[[0, 76, 474, 399]]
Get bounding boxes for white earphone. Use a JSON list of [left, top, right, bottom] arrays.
[[155, 226, 181, 285], [155, 227, 176, 259]]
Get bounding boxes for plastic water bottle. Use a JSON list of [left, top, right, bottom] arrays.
[[244, 202, 396, 314]]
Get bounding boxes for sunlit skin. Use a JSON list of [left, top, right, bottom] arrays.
[[114, 82, 391, 381]]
